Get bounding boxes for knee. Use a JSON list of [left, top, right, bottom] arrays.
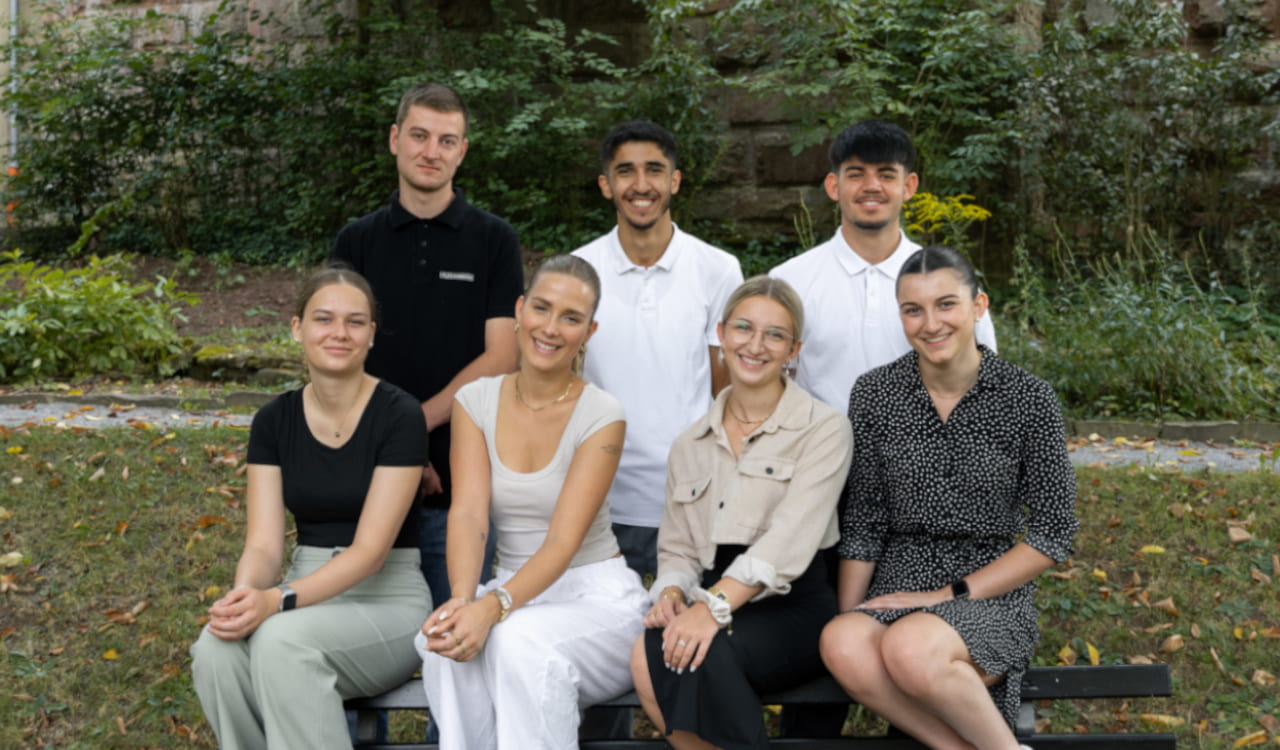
[[880, 626, 943, 697], [247, 618, 325, 690], [820, 616, 871, 673], [629, 635, 653, 700]]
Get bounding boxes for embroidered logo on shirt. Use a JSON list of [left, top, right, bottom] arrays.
[[439, 271, 475, 282]]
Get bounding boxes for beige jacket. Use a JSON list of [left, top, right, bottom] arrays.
[[651, 377, 853, 601]]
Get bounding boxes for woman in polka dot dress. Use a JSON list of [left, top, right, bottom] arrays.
[[820, 245, 1078, 750]]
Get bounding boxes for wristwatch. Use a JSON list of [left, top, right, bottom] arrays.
[[491, 587, 513, 622], [277, 584, 297, 612], [950, 579, 970, 601]]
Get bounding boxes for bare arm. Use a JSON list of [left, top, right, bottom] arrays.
[[857, 543, 1054, 611], [210, 462, 420, 639], [443, 401, 492, 601], [836, 558, 876, 613], [422, 317, 518, 430]]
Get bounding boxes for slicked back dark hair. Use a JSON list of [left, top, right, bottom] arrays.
[[396, 82, 469, 133], [599, 121, 678, 172], [828, 119, 916, 174], [896, 245, 980, 300]]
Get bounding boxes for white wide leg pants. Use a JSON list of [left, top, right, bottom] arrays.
[[417, 555, 647, 750]]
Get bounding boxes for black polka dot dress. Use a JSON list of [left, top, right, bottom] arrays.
[[839, 346, 1079, 725]]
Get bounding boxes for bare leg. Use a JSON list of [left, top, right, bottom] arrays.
[[629, 635, 720, 750], [880, 613, 1021, 750], [820, 612, 976, 750]]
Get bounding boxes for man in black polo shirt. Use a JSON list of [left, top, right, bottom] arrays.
[[330, 82, 523, 609]]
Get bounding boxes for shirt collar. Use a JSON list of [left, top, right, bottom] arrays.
[[387, 188, 468, 230], [692, 376, 813, 441], [828, 229, 919, 279], [604, 224, 683, 274]]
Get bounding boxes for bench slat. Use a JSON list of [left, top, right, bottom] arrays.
[[345, 664, 1173, 710], [343, 737, 1176, 750]]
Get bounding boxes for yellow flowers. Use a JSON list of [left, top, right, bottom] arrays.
[[904, 192, 993, 250]]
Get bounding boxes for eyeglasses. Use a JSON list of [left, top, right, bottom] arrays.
[[725, 319, 795, 348]]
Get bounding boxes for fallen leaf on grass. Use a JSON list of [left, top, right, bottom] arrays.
[[0, 506, 12, 520], [1251, 669, 1276, 686], [5, 445, 21, 454], [197, 515, 226, 528], [114, 522, 128, 536], [138, 632, 158, 647], [1158, 634, 1184, 653], [1086, 642, 1101, 665], [116, 716, 127, 735], [1139, 714, 1186, 728], [1210, 647, 1247, 686], [1092, 568, 1108, 582], [0, 551, 23, 568], [1143, 623, 1173, 634], [0, 573, 17, 593], [1232, 730, 1267, 747], [1140, 544, 1166, 554], [1058, 644, 1077, 665], [88, 466, 106, 482], [1257, 714, 1280, 734], [102, 648, 120, 660], [1191, 623, 1202, 638], [1249, 568, 1272, 585], [103, 609, 136, 626], [49, 646, 64, 656], [204, 585, 222, 601], [1152, 597, 1179, 616], [184, 530, 204, 552], [1127, 654, 1155, 665], [1228, 526, 1253, 543]]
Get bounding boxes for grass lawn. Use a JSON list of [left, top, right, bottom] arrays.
[[2, 422, 1277, 748]]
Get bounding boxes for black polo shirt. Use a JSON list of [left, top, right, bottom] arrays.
[[331, 189, 523, 507]]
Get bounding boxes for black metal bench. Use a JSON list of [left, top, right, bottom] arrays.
[[346, 664, 1174, 748]]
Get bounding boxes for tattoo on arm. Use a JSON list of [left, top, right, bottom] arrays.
[[601, 444, 622, 456]]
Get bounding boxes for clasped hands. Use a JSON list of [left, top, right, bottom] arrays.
[[422, 595, 499, 663], [206, 585, 278, 641], [643, 587, 719, 675]]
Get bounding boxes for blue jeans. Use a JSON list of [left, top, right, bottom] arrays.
[[418, 506, 496, 742]]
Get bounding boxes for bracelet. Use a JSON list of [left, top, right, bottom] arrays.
[[660, 588, 685, 602], [690, 586, 733, 629]]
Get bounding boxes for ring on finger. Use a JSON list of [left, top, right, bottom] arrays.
[[451, 632, 462, 647], [677, 639, 687, 647]]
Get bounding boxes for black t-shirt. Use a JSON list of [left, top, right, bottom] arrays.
[[247, 381, 428, 548], [330, 189, 524, 507]]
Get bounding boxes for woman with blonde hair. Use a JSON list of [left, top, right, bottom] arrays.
[[416, 254, 649, 749], [630, 275, 853, 749]]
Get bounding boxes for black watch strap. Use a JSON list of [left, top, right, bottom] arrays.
[[277, 584, 297, 612], [950, 579, 970, 601]]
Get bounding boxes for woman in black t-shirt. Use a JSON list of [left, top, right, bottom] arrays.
[[190, 268, 431, 750]]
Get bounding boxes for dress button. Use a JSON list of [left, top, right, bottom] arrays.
[[718, 502, 724, 509], [765, 466, 773, 474], [690, 489, 696, 497]]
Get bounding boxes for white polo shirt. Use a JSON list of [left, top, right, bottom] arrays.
[[770, 230, 997, 410], [573, 225, 743, 528]]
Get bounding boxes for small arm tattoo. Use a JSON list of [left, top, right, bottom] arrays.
[[601, 443, 622, 456]]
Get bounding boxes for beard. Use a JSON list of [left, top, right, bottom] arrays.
[[851, 217, 894, 232], [616, 192, 670, 232]]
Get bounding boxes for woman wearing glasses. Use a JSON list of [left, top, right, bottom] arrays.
[[629, 276, 853, 749]]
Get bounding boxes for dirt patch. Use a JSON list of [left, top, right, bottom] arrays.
[[130, 256, 308, 339]]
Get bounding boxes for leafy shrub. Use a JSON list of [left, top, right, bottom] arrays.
[[0, 250, 198, 380], [999, 238, 1279, 421]]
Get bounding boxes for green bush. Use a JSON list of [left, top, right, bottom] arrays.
[[0, 250, 199, 380], [998, 237, 1280, 421]]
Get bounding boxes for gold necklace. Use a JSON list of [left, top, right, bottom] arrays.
[[514, 373, 575, 412], [727, 399, 769, 426]]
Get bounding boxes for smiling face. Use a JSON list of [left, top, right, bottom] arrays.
[[717, 295, 802, 389], [825, 156, 918, 234], [514, 272, 599, 374], [896, 268, 988, 367], [390, 105, 469, 198], [597, 140, 681, 232], [291, 282, 375, 376]]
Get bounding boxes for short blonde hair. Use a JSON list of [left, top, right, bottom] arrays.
[[721, 275, 804, 341]]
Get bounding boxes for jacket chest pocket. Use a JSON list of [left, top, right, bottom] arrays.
[[732, 457, 796, 533], [670, 475, 713, 549]]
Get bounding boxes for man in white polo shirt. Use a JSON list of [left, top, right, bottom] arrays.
[[572, 121, 743, 584], [771, 119, 996, 410]]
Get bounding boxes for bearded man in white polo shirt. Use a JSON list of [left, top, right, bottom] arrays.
[[572, 121, 743, 584], [771, 119, 997, 410]]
